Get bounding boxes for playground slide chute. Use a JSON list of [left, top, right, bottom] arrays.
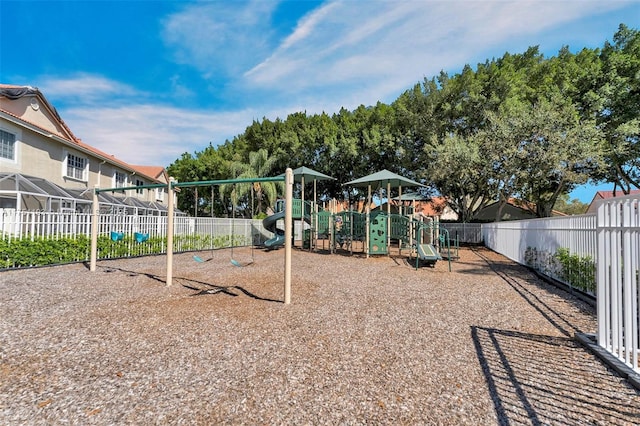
[[263, 210, 286, 248], [416, 243, 442, 266]]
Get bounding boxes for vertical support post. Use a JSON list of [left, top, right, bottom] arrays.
[[386, 181, 391, 256], [284, 168, 293, 304], [312, 179, 317, 251], [366, 184, 371, 259], [597, 199, 608, 348], [623, 199, 632, 364], [301, 175, 305, 251], [90, 184, 99, 272], [166, 178, 175, 286]]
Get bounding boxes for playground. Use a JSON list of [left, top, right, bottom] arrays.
[[80, 168, 456, 296], [260, 168, 453, 269], [2, 245, 639, 424]]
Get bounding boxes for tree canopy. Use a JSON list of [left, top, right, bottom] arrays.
[[167, 24, 638, 220]]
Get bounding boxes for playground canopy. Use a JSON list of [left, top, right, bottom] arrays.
[[286, 166, 335, 184], [279, 165, 335, 213], [344, 169, 425, 189], [345, 169, 425, 214]]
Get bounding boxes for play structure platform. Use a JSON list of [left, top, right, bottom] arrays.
[[263, 198, 454, 270]]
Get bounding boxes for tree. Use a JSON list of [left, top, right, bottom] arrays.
[[423, 133, 493, 222], [163, 25, 635, 220], [594, 24, 640, 193], [219, 148, 282, 217], [552, 193, 588, 215], [167, 144, 229, 216], [508, 96, 603, 217]]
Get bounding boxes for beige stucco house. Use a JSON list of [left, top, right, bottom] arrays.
[[0, 84, 170, 214], [586, 189, 640, 214]]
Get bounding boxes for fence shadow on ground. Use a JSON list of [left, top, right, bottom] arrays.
[[471, 247, 591, 337], [471, 327, 640, 425], [471, 326, 640, 424], [84, 262, 282, 303], [470, 247, 640, 423]]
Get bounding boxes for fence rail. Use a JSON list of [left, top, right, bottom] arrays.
[[440, 223, 483, 244], [0, 209, 272, 268]]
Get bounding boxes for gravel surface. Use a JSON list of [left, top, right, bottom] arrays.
[[1, 246, 639, 425]]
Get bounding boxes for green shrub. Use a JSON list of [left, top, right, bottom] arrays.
[[1, 231, 257, 269], [553, 248, 596, 294], [0, 235, 92, 268]]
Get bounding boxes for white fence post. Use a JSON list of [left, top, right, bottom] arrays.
[[596, 194, 640, 374]]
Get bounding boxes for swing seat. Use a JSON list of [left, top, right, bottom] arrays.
[[111, 231, 124, 241], [134, 232, 149, 243], [230, 258, 253, 268]]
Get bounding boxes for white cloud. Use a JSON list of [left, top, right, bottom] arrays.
[[279, 1, 339, 51], [39, 74, 143, 103], [161, 1, 280, 78], [38, 74, 256, 166], [243, 0, 632, 110], [62, 103, 257, 167]]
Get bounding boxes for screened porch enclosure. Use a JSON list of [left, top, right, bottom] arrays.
[[0, 173, 172, 215]]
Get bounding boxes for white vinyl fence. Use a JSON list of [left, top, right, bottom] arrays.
[[0, 209, 272, 268], [483, 214, 597, 295], [596, 194, 640, 373], [0, 209, 94, 240]]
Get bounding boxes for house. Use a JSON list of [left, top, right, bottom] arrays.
[[389, 193, 458, 220], [413, 196, 458, 221], [586, 189, 640, 214], [474, 198, 567, 221], [0, 84, 170, 214], [406, 196, 566, 222]]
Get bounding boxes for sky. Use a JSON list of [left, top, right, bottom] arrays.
[[1, 0, 639, 203]]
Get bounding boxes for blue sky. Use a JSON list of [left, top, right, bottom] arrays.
[[1, 0, 639, 203]]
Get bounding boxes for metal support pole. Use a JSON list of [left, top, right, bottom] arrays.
[[90, 184, 99, 272], [166, 178, 175, 286], [284, 168, 293, 304]]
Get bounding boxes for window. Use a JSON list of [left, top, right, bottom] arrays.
[[66, 153, 87, 180], [0, 197, 17, 209], [0, 129, 16, 160], [155, 187, 165, 202], [135, 179, 144, 195], [114, 171, 127, 188]]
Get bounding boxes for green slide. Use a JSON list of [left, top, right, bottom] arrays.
[[263, 210, 286, 249], [417, 243, 441, 266]]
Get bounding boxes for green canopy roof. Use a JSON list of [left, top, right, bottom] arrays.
[[344, 169, 425, 188], [393, 192, 429, 201], [279, 166, 335, 183]]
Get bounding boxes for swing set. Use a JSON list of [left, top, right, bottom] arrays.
[[88, 170, 294, 303], [192, 183, 255, 267]]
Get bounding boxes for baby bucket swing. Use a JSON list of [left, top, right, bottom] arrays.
[[229, 182, 255, 267]]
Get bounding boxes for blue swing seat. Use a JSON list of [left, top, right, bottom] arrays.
[[111, 231, 124, 241], [134, 232, 149, 243]]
